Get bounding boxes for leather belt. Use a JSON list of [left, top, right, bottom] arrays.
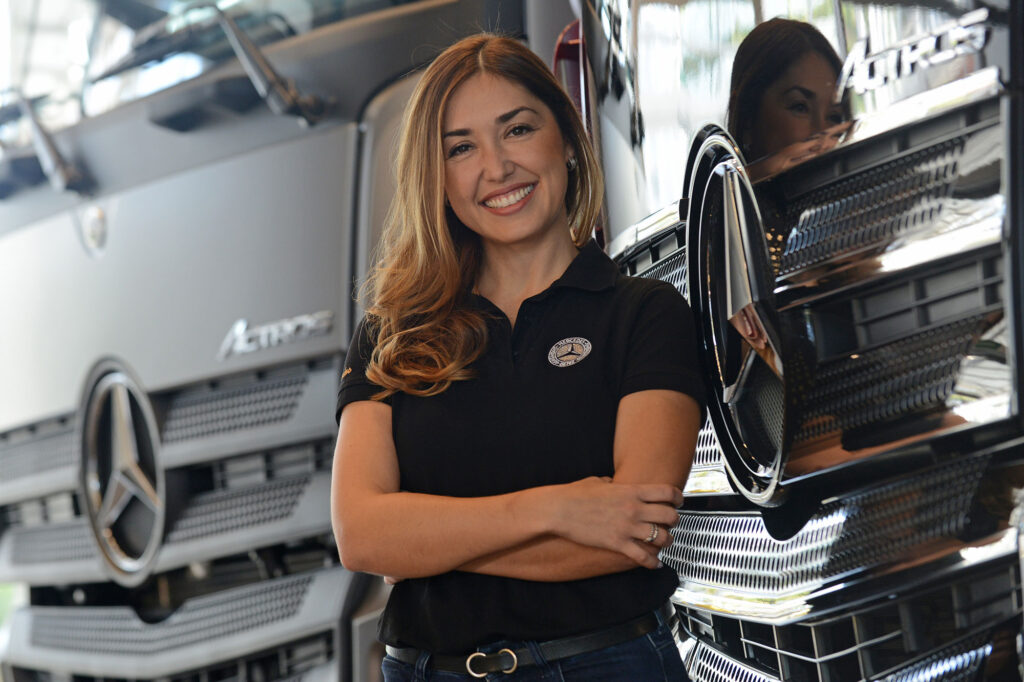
[[385, 601, 676, 678]]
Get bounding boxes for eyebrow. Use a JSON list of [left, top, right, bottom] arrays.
[[782, 86, 817, 100], [442, 106, 539, 139]]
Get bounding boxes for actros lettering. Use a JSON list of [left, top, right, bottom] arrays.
[[218, 310, 334, 360], [837, 8, 989, 99]]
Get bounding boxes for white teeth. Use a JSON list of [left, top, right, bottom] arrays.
[[484, 184, 534, 208]]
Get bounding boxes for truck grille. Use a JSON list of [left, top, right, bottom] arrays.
[[31, 574, 313, 655], [665, 454, 987, 602], [796, 313, 992, 446], [161, 370, 309, 443], [0, 421, 75, 482], [681, 563, 1017, 681], [10, 632, 334, 682], [165, 473, 311, 543], [9, 523, 94, 564]]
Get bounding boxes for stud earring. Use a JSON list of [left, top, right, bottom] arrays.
[[566, 157, 577, 172]]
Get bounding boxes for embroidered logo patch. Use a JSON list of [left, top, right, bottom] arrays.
[[548, 337, 592, 368]]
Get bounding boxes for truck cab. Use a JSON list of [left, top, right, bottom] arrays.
[[0, 2, 526, 680]]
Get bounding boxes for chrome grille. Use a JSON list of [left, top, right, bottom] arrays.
[[665, 454, 987, 599], [30, 574, 313, 654], [780, 138, 964, 276], [161, 370, 309, 443], [680, 563, 1017, 681], [882, 635, 991, 682], [638, 247, 688, 300], [693, 419, 724, 470], [797, 314, 990, 445], [686, 640, 778, 682]]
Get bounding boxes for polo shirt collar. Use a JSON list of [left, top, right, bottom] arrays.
[[548, 239, 618, 293]]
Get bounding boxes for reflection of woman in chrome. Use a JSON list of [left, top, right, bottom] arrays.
[[727, 18, 846, 162], [726, 18, 848, 351], [331, 35, 703, 681]]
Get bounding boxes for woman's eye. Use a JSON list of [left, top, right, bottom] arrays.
[[786, 100, 809, 115], [508, 124, 534, 137], [447, 142, 472, 158], [827, 111, 845, 125]]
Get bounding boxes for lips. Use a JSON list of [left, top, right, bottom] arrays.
[[482, 183, 535, 209]]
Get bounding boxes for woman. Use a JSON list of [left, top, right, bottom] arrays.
[[332, 34, 704, 681], [727, 18, 847, 162]]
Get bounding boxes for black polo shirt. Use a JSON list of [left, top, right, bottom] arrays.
[[336, 241, 705, 653]]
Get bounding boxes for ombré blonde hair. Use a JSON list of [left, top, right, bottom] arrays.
[[362, 34, 604, 397]]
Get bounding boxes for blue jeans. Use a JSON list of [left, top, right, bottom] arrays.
[[381, 613, 690, 681]]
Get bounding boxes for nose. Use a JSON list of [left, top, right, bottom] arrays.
[[480, 142, 513, 181], [811, 107, 829, 136]]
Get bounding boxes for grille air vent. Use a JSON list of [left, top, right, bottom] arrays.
[[166, 474, 310, 543], [161, 372, 308, 443], [637, 247, 688, 300], [30, 574, 313, 655], [680, 564, 1015, 681], [664, 454, 987, 596], [780, 138, 965, 275], [797, 314, 990, 445], [11, 631, 334, 682], [10, 522, 94, 565], [0, 422, 75, 482]]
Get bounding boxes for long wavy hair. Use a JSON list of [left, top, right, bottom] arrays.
[[363, 34, 604, 397]]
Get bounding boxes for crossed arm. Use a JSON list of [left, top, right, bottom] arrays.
[[330, 389, 700, 582]]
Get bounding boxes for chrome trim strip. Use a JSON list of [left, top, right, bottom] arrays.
[[671, 526, 1016, 624], [608, 202, 680, 261], [684, 638, 779, 682]]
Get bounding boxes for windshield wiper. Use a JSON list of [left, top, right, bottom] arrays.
[[92, 2, 327, 126]]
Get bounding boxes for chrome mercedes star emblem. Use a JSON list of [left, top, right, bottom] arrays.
[[78, 361, 165, 587]]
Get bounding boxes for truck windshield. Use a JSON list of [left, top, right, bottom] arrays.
[[0, 0, 421, 146]]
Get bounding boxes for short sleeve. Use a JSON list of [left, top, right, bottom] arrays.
[[620, 281, 707, 420], [336, 317, 390, 424]]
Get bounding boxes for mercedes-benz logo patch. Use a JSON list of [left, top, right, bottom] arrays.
[[77, 360, 165, 587], [548, 337, 592, 367]]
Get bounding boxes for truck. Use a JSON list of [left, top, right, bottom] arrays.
[[575, 0, 1024, 679], [0, 1, 573, 680]]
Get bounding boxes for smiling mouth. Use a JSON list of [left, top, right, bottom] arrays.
[[482, 184, 535, 209]]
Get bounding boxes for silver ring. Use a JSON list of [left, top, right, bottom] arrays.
[[645, 523, 659, 543]]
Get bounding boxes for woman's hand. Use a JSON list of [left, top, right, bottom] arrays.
[[547, 476, 680, 568]]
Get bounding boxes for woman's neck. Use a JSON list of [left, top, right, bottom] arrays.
[[475, 234, 579, 327]]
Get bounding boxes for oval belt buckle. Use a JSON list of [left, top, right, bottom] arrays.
[[465, 649, 518, 677]]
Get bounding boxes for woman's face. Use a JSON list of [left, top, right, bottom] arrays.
[[748, 51, 844, 161], [441, 73, 574, 250]]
